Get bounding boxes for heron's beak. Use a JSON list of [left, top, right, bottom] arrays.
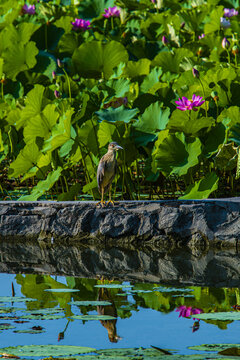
[[115, 145, 123, 150]]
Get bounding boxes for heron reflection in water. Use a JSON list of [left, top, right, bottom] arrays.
[[97, 287, 122, 343]]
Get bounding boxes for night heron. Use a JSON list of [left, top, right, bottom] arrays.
[[97, 142, 123, 207]]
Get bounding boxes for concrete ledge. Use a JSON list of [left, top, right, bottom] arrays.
[[0, 199, 240, 249]]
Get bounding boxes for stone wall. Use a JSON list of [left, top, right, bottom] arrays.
[[0, 199, 240, 249]]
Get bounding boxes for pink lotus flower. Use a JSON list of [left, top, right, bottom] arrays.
[[224, 8, 238, 17], [220, 17, 231, 28], [71, 18, 91, 31], [175, 94, 205, 111], [22, 4, 35, 15], [103, 6, 120, 18], [176, 306, 203, 320], [198, 33, 205, 40]]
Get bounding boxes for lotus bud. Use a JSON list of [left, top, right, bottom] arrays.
[[52, 71, 56, 79], [54, 90, 60, 98], [222, 37, 230, 49], [180, 22, 185, 29], [57, 59, 63, 68], [196, 47, 203, 56], [211, 91, 219, 102], [232, 45, 239, 55], [162, 35, 169, 45], [192, 68, 199, 78]]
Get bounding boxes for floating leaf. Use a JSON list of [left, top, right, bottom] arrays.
[[44, 289, 80, 293], [153, 287, 193, 293], [0, 297, 35, 303], [69, 301, 112, 306], [94, 284, 132, 289], [71, 315, 116, 320], [0, 345, 96, 357], [192, 312, 240, 321]]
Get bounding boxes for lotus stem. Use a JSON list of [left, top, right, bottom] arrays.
[[62, 68, 72, 105]]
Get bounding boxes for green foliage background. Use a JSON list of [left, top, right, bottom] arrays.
[[1, 0, 240, 200]]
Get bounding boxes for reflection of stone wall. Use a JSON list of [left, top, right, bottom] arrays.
[[0, 200, 240, 248], [1, 238, 240, 287]]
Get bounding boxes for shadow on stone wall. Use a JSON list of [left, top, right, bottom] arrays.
[[1, 237, 240, 287]]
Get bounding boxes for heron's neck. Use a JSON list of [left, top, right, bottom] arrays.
[[107, 149, 116, 159]]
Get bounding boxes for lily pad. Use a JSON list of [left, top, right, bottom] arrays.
[[69, 301, 112, 306], [153, 287, 193, 293], [44, 289, 80, 293], [0, 345, 96, 357], [94, 284, 132, 289], [21, 314, 64, 320], [0, 297, 35, 303], [24, 308, 63, 315], [188, 343, 238, 352], [13, 329, 46, 334], [192, 312, 240, 321], [71, 315, 116, 321], [0, 323, 15, 330]]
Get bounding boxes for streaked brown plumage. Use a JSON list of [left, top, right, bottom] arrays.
[[97, 142, 123, 207]]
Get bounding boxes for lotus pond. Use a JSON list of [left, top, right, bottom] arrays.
[[0, 273, 240, 359]]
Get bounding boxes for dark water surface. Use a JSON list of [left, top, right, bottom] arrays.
[[0, 272, 240, 357]]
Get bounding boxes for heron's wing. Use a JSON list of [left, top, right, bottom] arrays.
[[97, 157, 106, 190]]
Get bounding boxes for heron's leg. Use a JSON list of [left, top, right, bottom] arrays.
[[96, 187, 105, 207], [106, 184, 114, 206]]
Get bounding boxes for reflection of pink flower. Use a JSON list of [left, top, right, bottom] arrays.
[[175, 94, 205, 111], [22, 4, 35, 15], [224, 8, 238, 17], [71, 18, 91, 31], [103, 7, 120, 18], [176, 306, 203, 320]]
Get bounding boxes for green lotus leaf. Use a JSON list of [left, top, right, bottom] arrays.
[[18, 167, 62, 201], [179, 172, 219, 200], [180, 8, 208, 32], [78, 0, 115, 18], [42, 109, 75, 152], [152, 132, 202, 176], [98, 121, 116, 147], [8, 142, 41, 178], [124, 58, 151, 78], [69, 301, 112, 306], [140, 67, 163, 94], [71, 315, 116, 320], [168, 111, 214, 135], [96, 106, 138, 123], [72, 40, 128, 79], [106, 78, 130, 97], [33, 51, 57, 79], [152, 48, 193, 73], [134, 102, 170, 134], [0, 345, 96, 357], [24, 104, 59, 144], [203, 123, 227, 158], [78, 119, 99, 155], [24, 308, 63, 314], [204, 6, 224, 34], [3, 41, 38, 80], [58, 33, 79, 55], [58, 183, 82, 201], [214, 143, 237, 171]]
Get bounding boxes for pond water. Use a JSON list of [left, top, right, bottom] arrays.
[[0, 272, 240, 359]]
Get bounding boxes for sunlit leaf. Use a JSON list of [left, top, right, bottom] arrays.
[[0, 345, 96, 357], [96, 106, 138, 123], [179, 172, 219, 200]]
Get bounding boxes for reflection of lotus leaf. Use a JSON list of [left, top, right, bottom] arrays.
[[153, 287, 193, 293]]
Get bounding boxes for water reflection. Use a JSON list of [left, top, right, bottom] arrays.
[[0, 273, 240, 357]]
